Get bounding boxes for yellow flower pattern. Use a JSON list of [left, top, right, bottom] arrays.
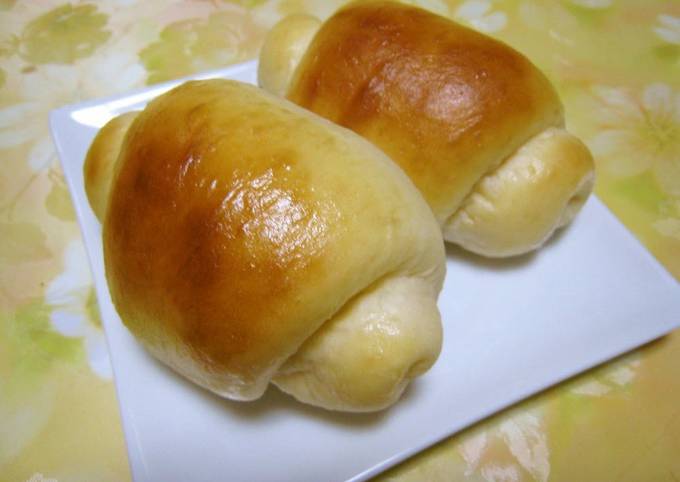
[[589, 83, 680, 188], [1, 1, 679, 481]]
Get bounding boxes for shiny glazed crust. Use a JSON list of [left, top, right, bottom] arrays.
[[259, 1, 595, 257], [87, 79, 445, 411]]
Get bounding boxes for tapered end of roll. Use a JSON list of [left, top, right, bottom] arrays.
[[443, 127, 595, 257], [273, 276, 443, 412], [258, 14, 321, 97], [83, 112, 138, 221]]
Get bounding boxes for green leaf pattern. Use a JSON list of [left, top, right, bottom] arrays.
[[140, 10, 264, 84], [17, 4, 111, 65]]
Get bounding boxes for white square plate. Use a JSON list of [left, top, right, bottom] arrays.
[[50, 60, 680, 482]]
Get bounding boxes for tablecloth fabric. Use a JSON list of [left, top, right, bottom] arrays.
[[1, 1, 679, 481]]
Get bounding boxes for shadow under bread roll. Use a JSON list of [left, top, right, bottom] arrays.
[[83, 79, 446, 412], [258, 1, 595, 258]]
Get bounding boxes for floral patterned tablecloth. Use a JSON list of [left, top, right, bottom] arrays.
[[1, 1, 679, 481]]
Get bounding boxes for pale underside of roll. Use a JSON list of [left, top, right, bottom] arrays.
[[258, 1, 596, 257], [83, 79, 446, 412]]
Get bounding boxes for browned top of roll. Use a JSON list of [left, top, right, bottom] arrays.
[[103, 79, 444, 399], [287, 1, 564, 221], [105, 83, 331, 385]]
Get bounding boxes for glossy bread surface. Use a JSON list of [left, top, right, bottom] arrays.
[[287, 1, 564, 222], [100, 79, 445, 409]]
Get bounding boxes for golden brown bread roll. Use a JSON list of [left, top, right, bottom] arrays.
[[258, 1, 595, 257], [84, 111, 138, 221], [83, 79, 446, 412]]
